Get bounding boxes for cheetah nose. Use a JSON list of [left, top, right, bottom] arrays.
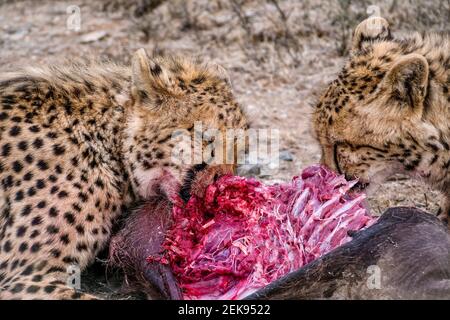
[[344, 173, 354, 181]]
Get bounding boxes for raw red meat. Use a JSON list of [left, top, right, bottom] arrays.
[[148, 165, 376, 300]]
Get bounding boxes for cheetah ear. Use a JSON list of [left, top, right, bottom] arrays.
[[352, 17, 391, 51], [384, 54, 429, 109], [131, 48, 173, 101], [210, 63, 232, 87]]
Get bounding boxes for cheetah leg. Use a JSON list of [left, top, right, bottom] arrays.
[[0, 275, 97, 300]]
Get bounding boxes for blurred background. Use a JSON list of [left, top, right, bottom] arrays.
[[0, 0, 448, 297]]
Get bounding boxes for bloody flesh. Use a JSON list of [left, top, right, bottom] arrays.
[[148, 165, 376, 300]]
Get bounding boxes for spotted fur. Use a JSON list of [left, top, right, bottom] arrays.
[[313, 17, 450, 224], [0, 49, 248, 299]]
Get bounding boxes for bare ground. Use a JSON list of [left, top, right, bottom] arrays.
[[0, 0, 447, 298]]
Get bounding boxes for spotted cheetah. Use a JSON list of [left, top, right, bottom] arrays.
[[313, 17, 450, 224], [0, 49, 248, 299]]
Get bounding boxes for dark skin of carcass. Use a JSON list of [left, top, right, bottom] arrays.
[[109, 198, 182, 300], [109, 204, 450, 300], [249, 207, 450, 299]]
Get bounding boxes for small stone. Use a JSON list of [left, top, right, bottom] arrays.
[[80, 31, 108, 43], [279, 150, 294, 162], [237, 164, 261, 177], [7, 24, 32, 41]]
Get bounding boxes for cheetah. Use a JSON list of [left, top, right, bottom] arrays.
[[313, 17, 450, 224], [0, 49, 248, 299]]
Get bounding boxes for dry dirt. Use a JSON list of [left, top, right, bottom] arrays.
[[0, 0, 447, 299]]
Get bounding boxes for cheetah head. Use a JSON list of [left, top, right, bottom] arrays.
[[313, 17, 437, 192], [123, 49, 248, 204]]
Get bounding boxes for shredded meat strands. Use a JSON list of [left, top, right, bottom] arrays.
[[148, 165, 376, 300]]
